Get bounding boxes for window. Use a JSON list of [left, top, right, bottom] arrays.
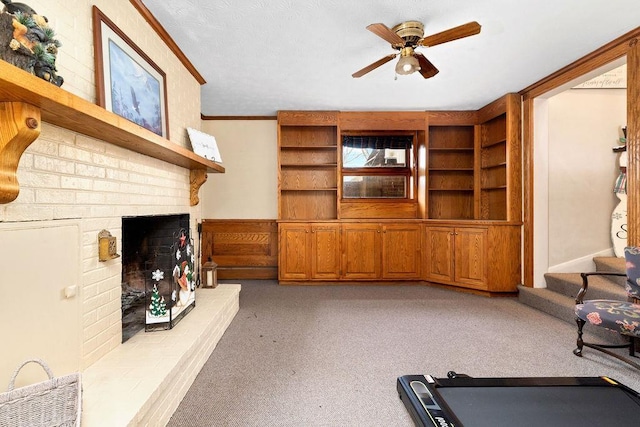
[[341, 134, 415, 199]]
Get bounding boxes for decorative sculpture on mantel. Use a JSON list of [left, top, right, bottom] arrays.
[[0, 0, 63, 86]]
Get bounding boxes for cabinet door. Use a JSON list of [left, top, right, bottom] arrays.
[[311, 224, 340, 279], [424, 227, 455, 283], [454, 227, 488, 289], [382, 223, 421, 279], [342, 223, 381, 279], [279, 224, 310, 280]]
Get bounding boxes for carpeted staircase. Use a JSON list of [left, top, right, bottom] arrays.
[[518, 256, 628, 345]]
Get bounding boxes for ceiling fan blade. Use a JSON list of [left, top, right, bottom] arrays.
[[418, 21, 481, 48], [352, 54, 397, 78], [366, 23, 405, 47], [414, 53, 439, 79]]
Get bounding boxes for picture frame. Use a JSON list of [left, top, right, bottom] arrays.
[[187, 128, 223, 163], [92, 6, 169, 138]]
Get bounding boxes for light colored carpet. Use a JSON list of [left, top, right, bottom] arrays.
[[168, 281, 640, 426]]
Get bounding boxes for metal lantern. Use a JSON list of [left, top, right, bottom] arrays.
[[201, 258, 218, 288]]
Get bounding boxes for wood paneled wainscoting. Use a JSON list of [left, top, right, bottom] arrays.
[[201, 220, 278, 279]]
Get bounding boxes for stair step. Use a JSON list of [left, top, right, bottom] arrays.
[[593, 256, 627, 287], [517, 285, 626, 345], [594, 256, 625, 273], [544, 273, 627, 300], [518, 285, 576, 324]]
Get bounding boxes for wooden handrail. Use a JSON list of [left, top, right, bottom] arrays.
[[0, 60, 223, 205]]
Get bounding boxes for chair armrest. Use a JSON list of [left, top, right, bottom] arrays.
[[576, 272, 627, 304]]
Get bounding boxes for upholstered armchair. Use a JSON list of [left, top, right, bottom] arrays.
[[574, 246, 640, 369]]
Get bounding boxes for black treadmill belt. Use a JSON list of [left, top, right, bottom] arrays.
[[437, 385, 640, 427]]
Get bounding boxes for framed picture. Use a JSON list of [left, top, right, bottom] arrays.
[[92, 6, 169, 138], [187, 128, 223, 163]]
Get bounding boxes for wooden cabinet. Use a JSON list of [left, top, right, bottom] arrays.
[[341, 223, 381, 279], [425, 225, 520, 292], [381, 223, 422, 279], [424, 226, 455, 283], [453, 227, 488, 289], [278, 223, 310, 281], [310, 223, 340, 279], [425, 226, 487, 290], [341, 222, 423, 280], [280, 221, 423, 282], [280, 221, 519, 292], [279, 222, 340, 281], [278, 111, 338, 220]]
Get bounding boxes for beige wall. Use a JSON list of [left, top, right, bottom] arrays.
[[1, 0, 204, 376], [200, 120, 278, 219], [548, 88, 626, 266]]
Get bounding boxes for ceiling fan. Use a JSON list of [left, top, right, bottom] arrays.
[[352, 20, 481, 79]]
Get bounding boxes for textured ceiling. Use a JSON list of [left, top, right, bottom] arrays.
[[141, 0, 640, 116]]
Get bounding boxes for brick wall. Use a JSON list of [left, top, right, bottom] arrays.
[[1, 0, 205, 369]]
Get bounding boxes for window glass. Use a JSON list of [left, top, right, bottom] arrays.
[[342, 147, 407, 168], [343, 175, 407, 198]]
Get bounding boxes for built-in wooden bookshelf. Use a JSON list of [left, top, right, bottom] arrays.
[[476, 93, 521, 221], [427, 125, 475, 219], [278, 112, 338, 220], [479, 114, 508, 219], [276, 97, 522, 292]]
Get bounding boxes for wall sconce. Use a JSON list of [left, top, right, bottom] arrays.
[[201, 257, 218, 288], [98, 229, 119, 262]]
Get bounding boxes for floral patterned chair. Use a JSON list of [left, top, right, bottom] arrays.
[[574, 246, 640, 369]]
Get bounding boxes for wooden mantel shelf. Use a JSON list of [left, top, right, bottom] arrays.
[[0, 60, 223, 205]]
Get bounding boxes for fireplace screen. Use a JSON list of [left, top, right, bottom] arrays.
[[145, 227, 196, 331], [121, 214, 196, 341]]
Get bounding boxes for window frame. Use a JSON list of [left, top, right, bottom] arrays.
[[340, 131, 417, 201]]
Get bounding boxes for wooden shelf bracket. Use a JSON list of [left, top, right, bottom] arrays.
[[190, 169, 208, 206], [0, 101, 41, 203]]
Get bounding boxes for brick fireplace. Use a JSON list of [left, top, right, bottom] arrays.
[[1, 122, 240, 425], [0, 2, 239, 424]]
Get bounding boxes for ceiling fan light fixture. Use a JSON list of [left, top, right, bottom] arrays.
[[395, 47, 420, 75]]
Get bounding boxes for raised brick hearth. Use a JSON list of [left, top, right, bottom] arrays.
[[82, 285, 240, 426]]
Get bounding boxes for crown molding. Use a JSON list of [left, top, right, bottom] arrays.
[[129, 0, 206, 85]]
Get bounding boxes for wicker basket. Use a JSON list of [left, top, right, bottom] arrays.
[[0, 359, 81, 427]]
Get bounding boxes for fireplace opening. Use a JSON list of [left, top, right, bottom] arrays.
[[121, 214, 196, 342]]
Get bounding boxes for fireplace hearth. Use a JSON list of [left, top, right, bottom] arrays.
[[121, 214, 196, 342]]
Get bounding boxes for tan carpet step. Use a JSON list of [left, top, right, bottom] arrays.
[[544, 272, 627, 300], [517, 285, 626, 345], [593, 256, 627, 287]]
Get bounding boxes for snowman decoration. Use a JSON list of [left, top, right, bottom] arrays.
[[611, 130, 627, 257]]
